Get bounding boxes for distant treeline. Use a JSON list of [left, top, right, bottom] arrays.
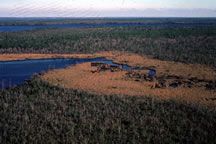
[[0, 18, 216, 26], [0, 26, 216, 67]]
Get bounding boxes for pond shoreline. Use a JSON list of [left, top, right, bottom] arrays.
[[1, 51, 215, 107], [0, 53, 95, 61]]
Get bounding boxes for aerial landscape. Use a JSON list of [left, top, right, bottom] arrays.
[[0, 0, 216, 143]]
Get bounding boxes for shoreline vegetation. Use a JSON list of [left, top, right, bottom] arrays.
[[0, 53, 94, 61], [40, 51, 216, 107], [0, 18, 216, 143], [0, 51, 215, 107], [1, 26, 216, 67]]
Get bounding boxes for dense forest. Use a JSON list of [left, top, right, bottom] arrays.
[[1, 78, 216, 143], [0, 26, 216, 67], [1, 17, 216, 26]]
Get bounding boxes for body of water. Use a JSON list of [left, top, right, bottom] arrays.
[[0, 57, 133, 89], [0, 22, 215, 32]]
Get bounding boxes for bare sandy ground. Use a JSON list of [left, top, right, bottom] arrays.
[[1, 51, 215, 107]]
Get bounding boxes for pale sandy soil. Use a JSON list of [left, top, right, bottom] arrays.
[[39, 51, 216, 107]]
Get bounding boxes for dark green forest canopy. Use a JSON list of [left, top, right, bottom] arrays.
[[1, 26, 216, 67], [1, 17, 216, 26], [0, 78, 216, 143]]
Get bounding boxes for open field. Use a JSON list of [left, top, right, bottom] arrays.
[[41, 51, 216, 107], [1, 51, 215, 106]]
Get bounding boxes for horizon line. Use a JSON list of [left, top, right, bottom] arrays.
[[0, 16, 216, 18]]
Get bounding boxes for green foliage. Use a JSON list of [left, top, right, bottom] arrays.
[[0, 78, 216, 143], [0, 18, 216, 26], [1, 26, 216, 67], [1, 19, 216, 143]]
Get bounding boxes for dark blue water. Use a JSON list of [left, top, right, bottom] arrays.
[[0, 57, 132, 89], [0, 22, 215, 32]]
